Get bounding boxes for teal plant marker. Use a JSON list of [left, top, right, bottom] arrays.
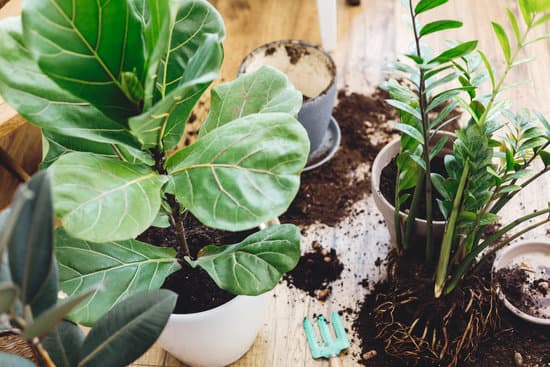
[[303, 311, 350, 362]]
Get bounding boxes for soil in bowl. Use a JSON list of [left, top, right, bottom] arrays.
[[138, 214, 255, 314], [283, 240, 344, 301]]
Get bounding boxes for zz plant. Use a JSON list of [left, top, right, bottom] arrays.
[[0, 0, 309, 325], [0, 172, 177, 367], [385, 0, 550, 298]]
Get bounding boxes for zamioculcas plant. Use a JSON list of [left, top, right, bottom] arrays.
[[375, 0, 550, 363], [0, 171, 177, 367], [0, 0, 309, 325]]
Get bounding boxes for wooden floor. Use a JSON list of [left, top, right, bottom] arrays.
[[1, 0, 550, 366]]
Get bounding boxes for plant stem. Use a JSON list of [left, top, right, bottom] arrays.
[[404, 173, 424, 250], [394, 167, 404, 253], [434, 160, 469, 298], [409, 0, 434, 262]]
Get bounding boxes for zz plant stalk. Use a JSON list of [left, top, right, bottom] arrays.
[[0, 172, 177, 367], [0, 0, 309, 325], [385, 0, 550, 298]]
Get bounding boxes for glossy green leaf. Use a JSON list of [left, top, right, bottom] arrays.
[[386, 99, 422, 120], [507, 9, 521, 43], [430, 41, 478, 64], [22, 287, 96, 340], [0, 353, 36, 367], [8, 171, 53, 305], [200, 66, 302, 136], [42, 321, 85, 367], [167, 112, 309, 231], [492, 22, 512, 63], [0, 18, 139, 149], [0, 284, 17, 314], [393, 123, 424, 144], [55, 228, 180, 326], [51, 153, 168, 242], [21, 0, 145, 120], [478, 50, 496, 91], [540, 150, 550, 166], [78, 290, 177, 367], [30, 258, 59, 317], [129, 34, 223, 150], [187, 224, 300, 295], [415, 0, 448, 15], [419, 20, 462, 37]]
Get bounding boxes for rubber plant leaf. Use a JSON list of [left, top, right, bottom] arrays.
[[0, 18, 139, 149], [7, 171, 53, 305], [166, 112, 309, 231], [42, 321, 85, 367], [199, 66, 302, 136], [78, 290, 177, 367], [0, 353, 36, 367], [21, 0, 145, 121], [187, 224, 301, 295], [51, 153, 168, 242], [29, 258, 59, 317], [55, 228, 180, 326], [129, 33, 223, 150]]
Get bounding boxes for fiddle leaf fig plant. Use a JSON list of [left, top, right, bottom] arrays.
[[385, 0, 550, 298], [0, 0, 309, 325], [0, 172, 177, 367]]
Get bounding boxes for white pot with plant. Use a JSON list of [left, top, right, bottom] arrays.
[[369, 0, 550, 365], [0, 1, 310, 366]]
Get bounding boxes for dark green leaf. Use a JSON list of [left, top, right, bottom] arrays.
[[419, 20, 462, 37], [55, 228, 180, 326], [0, 353, 36, 367], [22, 0, 145, 120], [42, 321, 85, 367], [415, 0, 449, 15], [386, 100, 422, 120], [79, 290, 177, 367], [429, 136, 450, 160], [187, 224, 300, 295], [8, 171, 53, 305], [431, 173, 451, 201], [409, 153, 427, 170], [30, 258, 59, 317], [200, 66, 302, 136], [430, 41, 478, 64], [393, 123, 425, 144], [167, 113, 309, 231], [492, 22, 512, 63], [51, 153, 168, 242], [540, 150, 550, 166]]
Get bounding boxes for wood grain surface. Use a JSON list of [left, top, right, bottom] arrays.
[[0, 0, 549, 366]]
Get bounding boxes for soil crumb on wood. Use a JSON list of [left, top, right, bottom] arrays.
[[282, 88, 399, 227], [138, 215, 254, 314], [283, 241, 344, 301]]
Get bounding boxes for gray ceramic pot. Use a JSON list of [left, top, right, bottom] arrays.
[[239, 40, 337, 155]]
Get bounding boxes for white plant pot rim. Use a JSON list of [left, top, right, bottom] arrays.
[[492, 240, 550, 326], [372, 133, 456, 226]]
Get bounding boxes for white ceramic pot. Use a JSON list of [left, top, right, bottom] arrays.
[[158, 292, 271, 367], [371, 133, 454, 245], [493, 240, 550, 326]]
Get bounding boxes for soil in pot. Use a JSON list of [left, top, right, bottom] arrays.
[[138, 215, 255, 314], [495, 266, 549, 320], [283, 240, 344, 301]]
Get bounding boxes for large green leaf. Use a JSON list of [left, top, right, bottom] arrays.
[[78, 289, 177, 367], [7, 171, 53, 305], [21, 0, 145, 121], [0, 18, 139, 148], [42, 321, 85, 367], [129, 34, 222, 150], [55, 228, 180, 326], [187, 224, 301, 295], [29, 258, 59, 317], [0, 353, 36, 367], [166, 112, 309, 231], [199, 66, 302, 137], [51, 153, 168, 242]]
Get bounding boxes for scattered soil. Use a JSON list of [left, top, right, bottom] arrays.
[[282, 88, 399, 227], [379, 156, 447, 221], [346, 0, 361, 6], [138, 215, 255, 314], [495, 267, 549, 319], [265, 47, 276, 56], [283, 241, 344, 301]]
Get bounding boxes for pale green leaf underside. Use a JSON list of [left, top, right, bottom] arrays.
[[200, 65, 302, 137], [51, 153, 168, 242], [21, 0, 144, 121], [166, 112, 309, 231], [0, 18, 138, 148], [55, 228, 180, 326], [188, 224, 301, 295]]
